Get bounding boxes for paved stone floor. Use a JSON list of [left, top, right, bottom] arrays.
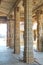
[[0, 46, 39, 65], [34, 50, 43, 65]]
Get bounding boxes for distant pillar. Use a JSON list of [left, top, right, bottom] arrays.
[[14, 7, 20, 54], [9, 20, 14, 48], [7, 21, 11, 47], [36, 10, 42, 51]]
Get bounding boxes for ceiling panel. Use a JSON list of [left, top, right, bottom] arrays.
[[33, 0, 43, 9], [0, 0, 16, 16]]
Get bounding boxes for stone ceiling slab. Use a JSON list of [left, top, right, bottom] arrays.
[[0, 0, 17, 15]]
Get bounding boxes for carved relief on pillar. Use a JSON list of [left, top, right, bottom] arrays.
[[35, 10, 43, 51], [23, 0, 34, 63]]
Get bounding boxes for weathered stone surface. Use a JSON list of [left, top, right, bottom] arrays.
[[23, 0, 34, 63], [14, 8, 20, 54]]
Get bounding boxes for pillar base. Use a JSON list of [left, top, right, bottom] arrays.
[[23, 57, 34, 63]]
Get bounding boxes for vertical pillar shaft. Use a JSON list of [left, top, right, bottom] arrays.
[[36, 11, 43, 52], [36, 10, 41, 51], [9, 20, 14, 48], [23, 0, 34, 63], [37, 13, 40, 51], [40, 14, 43, 51], [14, 7, 20, 54], [7, 21, 10, 47]]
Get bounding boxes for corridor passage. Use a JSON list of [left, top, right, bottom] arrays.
[[0, 46, 38, 65], [0, 0, 43, 64]]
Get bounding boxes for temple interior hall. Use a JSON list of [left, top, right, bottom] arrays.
[[0, 0, 43, 65]]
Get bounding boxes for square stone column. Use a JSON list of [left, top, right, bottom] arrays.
[[7, 19, 14, 48], [7, 21, 11, 47], [36, 11, 40, 51], [14, 7, 20, 54], [9, 20, 14, 48], [36, 10, 42, 52], [40, 14, 43, 51], [23, 0, 34, 63]]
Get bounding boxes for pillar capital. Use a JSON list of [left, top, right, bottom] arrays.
[[35, 10, 43, 16]]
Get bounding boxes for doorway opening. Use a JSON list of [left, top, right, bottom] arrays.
[[0, 23, 7, 49]]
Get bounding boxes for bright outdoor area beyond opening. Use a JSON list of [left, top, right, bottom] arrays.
[[0, 24, 7, 47]]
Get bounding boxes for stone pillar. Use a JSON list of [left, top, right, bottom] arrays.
[[9, 20, 14, 48], [40, 14, 43, 51], [23, 0, 34, 63], [14, 7, 20, 54], [7, 21, 10, 47], [36, 11, 40, 51], [36, 10, 42, 51]]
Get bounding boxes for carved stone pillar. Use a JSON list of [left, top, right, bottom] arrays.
[[14, 7, 20, 54], [23, 0, 34, 63], [36, 10, 42, 51]]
